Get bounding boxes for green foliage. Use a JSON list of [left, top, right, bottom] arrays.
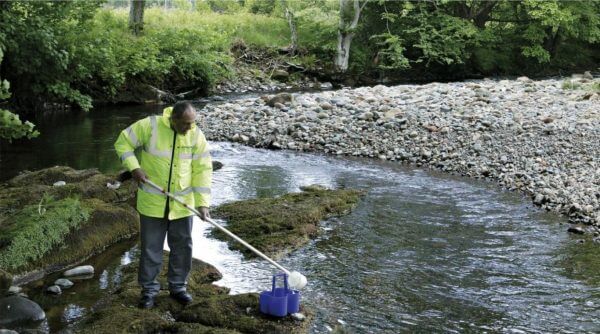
[[68, 8, 232, 98], [352, 0, 600, 76], [0, 1, 103, 111], [0, 196, 90, 271], [247, 0, 276, 14], [1, 0, 599, 115], [296, 6, 338, 55], [370, 33, 409, 70], [0, 109, 39, 142]]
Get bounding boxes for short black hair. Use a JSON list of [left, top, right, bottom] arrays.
[[172, 101, 194, 119]]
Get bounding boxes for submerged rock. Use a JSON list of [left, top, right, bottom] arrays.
[[54, 278, 74, 289], [0, 296, 45, 326], [64, 266, 94, 277], [6, 286, 21, 296], [46, 285, 62, 295]]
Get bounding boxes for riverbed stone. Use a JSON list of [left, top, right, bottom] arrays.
[[0, 296, 46, 326], [6, 286, 21, 296], [197, 76, 599, 234], [64, 265, 94, 277], [46, 285, 61, 295], [54, 278, 74, 289]]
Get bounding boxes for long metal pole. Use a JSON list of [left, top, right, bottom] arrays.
[[144, 179, 291, 275]]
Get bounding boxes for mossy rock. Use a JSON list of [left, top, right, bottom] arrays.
[[212, 185, 364, 259], [6, 166, 100, 187], [76, 252, 312, 334], [0, 166, 139, 281]]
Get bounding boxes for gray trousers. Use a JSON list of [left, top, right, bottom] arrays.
[[138, 214, 193, 297]]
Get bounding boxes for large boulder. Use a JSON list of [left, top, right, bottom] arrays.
[[0, 296, 45, 327]]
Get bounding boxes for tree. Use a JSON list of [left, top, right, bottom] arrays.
[[129, 0, 145, 35], [0, 1, 101, 113], [280, 0, 298, 54], [335, 0, 368, 72]]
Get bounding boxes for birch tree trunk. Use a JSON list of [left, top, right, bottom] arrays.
[[128, 0, 145, 36], [335, 0, 367, 72], [281, 0, 298, 55]]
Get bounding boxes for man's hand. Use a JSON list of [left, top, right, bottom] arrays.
[[197, 206, 210, 221], [132, 168, 147, 184]]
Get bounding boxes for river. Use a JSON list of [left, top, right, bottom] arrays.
[[3, 102, 600, 333]]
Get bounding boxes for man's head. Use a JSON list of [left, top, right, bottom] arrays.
[[170, 101, 196, 135]]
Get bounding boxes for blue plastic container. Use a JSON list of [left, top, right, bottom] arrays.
[[259, 273, 301, 317], [286, 289, 300, 313]]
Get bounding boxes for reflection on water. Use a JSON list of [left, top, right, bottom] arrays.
[[10, 105, 600, 333]]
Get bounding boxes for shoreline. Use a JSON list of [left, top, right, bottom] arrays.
[[198, 76, 599, 232]]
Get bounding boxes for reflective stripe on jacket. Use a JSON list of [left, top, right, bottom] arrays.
[[114, 107, 212, 220]]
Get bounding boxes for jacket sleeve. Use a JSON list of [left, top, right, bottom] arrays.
[[192, 130, 212, 207], [114, 118, 149, 172]]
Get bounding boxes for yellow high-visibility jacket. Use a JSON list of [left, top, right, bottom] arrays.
[[114, 107, 212, 220]]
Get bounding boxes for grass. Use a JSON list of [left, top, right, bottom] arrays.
[[107, 8, 290, 48], [562, 79, 582, 90], [0, 196, 90, 271], [0, 166, 140, 275]]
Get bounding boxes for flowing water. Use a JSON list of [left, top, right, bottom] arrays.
[[4, 104, 600, 333]]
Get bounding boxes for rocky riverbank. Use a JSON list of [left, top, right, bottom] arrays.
[[198, 75, 599, 231]]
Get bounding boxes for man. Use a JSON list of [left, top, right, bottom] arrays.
[[114, 101, 212, 309]]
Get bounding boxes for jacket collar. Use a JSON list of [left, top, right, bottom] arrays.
[[161, 107, 173, 127]]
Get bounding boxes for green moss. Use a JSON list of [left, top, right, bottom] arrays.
[[0, 196, 90, 271], [20, 200, 139, 274], [0, 166, 139, 277], [213, 185, 364, 259], [75, 252, 311, 334]]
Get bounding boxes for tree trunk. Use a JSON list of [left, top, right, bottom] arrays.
[[335, 0, 366, 72], [128, 0, 145, 36], [472, 1, 498, 28], [543, 27, 561, 59], [335, 31, 354, 72], [281, 0, 297, 55]]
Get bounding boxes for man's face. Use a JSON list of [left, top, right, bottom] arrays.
[[171, 109, 196, 135]]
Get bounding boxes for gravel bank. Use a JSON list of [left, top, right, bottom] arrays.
[[198, 76, 599, 230]]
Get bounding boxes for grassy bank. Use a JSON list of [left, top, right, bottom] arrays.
[[0, 167, 139, 279]]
